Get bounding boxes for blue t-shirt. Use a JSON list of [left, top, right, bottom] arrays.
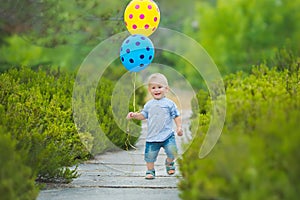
[[140, 97, 180, 142]]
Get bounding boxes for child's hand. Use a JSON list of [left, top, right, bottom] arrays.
[[126, 112, 134, 119], [176, 127, 183, 136]]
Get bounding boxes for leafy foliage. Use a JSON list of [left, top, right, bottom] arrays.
[[179, 56, 300, 199], [0, 66, 144, 186], [0, 0, 201, 73], [96, 77, 145, 151], [0, 67, 90, 182], [2, 0, 300, 87], [187, 0, 300, 73], [0, 114, 39, 200], [0, 0, 126, 47], [0, 0, 127, 71]]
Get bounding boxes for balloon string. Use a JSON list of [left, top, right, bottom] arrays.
[[133, 72, 136, 112], [125, 72, 137, 151]]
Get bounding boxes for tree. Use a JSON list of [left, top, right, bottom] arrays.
[[0, 0, 127, 47], [184, 0, 300, 73], [0, 0, 200, 71]]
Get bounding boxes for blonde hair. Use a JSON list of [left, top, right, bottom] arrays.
[[147, 73, 169, 87]]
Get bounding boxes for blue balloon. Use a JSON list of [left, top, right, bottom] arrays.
[[120, 34, 155, 72]]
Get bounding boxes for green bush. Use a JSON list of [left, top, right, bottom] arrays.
[[0, 66, 145, 184], [0, 67, 90, 182], [96, 77, 143, 151], [0, 107, 39, 200], [179, 62, 300, 199], [190, 0, 300, 73], [72, 74, 144, 154]]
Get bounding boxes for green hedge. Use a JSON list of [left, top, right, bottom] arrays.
[[0, 109, 38, 200], [179, 61, 300, 199], [0, 66, 145, 197], [96, 77, 144, 151], [72, 74, 144, 154], [0, 67, 89, 183]]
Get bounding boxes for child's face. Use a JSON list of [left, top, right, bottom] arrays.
[[148, 83, 168, 100]]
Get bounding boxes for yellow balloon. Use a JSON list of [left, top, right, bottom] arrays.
[[124, 0, 160, 36]]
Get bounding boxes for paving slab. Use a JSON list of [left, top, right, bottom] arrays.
[[39, 188, 180, 200]]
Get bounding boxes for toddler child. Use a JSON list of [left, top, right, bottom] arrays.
[[127, 73, 183, 179]]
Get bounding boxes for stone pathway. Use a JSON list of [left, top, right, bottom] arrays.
[[38, 108, 192, 200]]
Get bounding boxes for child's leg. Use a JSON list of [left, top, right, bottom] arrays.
[[163, 135, 178, 175], [166, 157, 174, 163], [144, 142, 161, 179], [146, 162, 155, 170], [164, 135, 178, 160]]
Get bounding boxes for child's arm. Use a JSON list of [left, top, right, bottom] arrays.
[[126, 112, 146, 120], [174, 116, 183, 136]]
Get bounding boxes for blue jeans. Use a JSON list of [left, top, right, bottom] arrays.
[[144, 135, 178, 163]]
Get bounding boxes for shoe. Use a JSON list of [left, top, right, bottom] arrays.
[[165, 159, 175, 175], [145, 169, 155, 179]]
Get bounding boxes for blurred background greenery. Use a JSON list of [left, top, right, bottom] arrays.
[[1, 0, 299, 76], [1, 0, 300, 199]]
